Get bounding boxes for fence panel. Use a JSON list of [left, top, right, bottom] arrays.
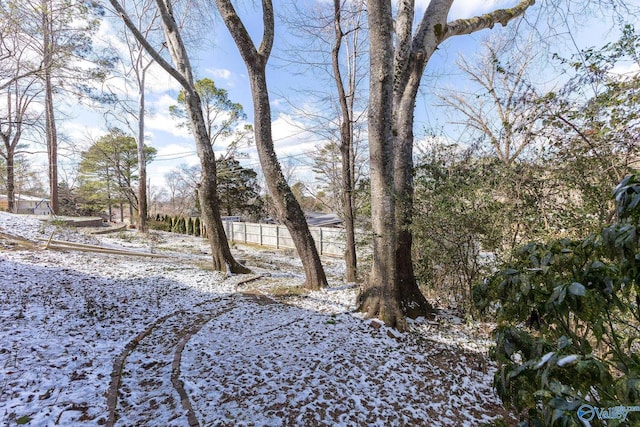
[[223, 221, 344, 257]]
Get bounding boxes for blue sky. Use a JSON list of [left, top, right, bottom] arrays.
[[48, 0, 630, 197]]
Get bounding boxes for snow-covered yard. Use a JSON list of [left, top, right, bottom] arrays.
[[0, 212, 513, 426]]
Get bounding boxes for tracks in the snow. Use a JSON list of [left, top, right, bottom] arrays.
[[105, 273, 267, 427], [106, 296, 237, 426]]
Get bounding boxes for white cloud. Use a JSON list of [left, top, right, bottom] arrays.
[[270, 98, 284, 109], [147, 143, 199, 187], [61, 122, 105, 148], [271, 114, 326, 157], [610, 62, 640, 79], [207, 68, 233, 82], [145, 94, 191, 139], [95, 16, 180, 97], [145, 63, 181, 94]]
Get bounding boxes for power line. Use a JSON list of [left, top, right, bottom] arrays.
[[153, 152, 198, 161]]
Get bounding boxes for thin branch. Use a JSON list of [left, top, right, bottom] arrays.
[[106, 0, 189, 90]]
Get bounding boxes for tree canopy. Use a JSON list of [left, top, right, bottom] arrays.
[[170, 77, 253, 155], [78, 128, 156, 217]]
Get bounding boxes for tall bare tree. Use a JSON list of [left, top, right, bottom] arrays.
[[438, 37, 544, 165], [41, 0, 58, 214], [105, 0, 165, 232], [278, 1, 367, 283], [109, 0, 249, 273], [361, 0, 535, 328], [0, 6, 44, 211], [8, 0, 106, 214], [214, 0, 327, 289], [0, 79, 42, 212], [331, 0, 366, 283], [122, 0, 159, 233], [0, 4, 43, 92]]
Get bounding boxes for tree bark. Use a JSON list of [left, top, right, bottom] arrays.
[[341, 126, 357, 283], [361, 0, 535, 328], [394, 86, 434, 318], [215, 0, 327, 289], [391, 0, 440, 320], [393, 1, 536, 319], [2, 81, 32, 215], [332, 0, 358, 283], [108, 0, 249, 273], [157, 0, 248, 273], [6, 147, 15, 213], [1, 90, 16, 213], [137, 69, 148, 232], [358, 0, 405, 328], [42, 1, 58, 214]]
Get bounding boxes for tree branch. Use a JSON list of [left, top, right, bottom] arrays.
[[443, 0, 535, 41], [214, 0, 262, 66], [258, 0, 274, 59], [106, 0, 190, 90]]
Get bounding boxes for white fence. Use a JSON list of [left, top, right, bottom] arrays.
[[222, 221, 345, 257]]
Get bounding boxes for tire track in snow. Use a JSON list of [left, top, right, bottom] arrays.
[[106, 296, 237, 427]]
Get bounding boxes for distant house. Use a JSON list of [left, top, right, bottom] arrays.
[[304, 212, 343, 228], [0, 194, 52, 215]]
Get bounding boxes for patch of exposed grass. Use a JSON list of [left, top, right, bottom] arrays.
[[47, 219, 70, 228], [269, 285, 309, 298], [115, 231, 134, 242], [0, 232, 37, 251], [195, 261, 216, 272]]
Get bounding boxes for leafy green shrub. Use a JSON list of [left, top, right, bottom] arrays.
[[172, 216, 186, 234], [475, 174, 640, 426], [412, 144, 507, 310], [194, 217, 201, 237]]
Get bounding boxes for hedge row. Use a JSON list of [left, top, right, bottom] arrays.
[[148, 214, 207, 238]]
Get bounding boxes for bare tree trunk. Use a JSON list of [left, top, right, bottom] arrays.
[[341, 128, 357, 282], [253, 71, 328, 289], [1, 91, 17, 213], [394, 88, 433, 318], [137, 70, 147, 232], [6, 148, 15, 213], [358, 0, 405, 328], [1, 73, 38, 215], [43, 7, 58, 215], [183, 88, 248, 272], [157, 0, 248, 273], [129, 203, 134, 225], [361, 0, 535, 328], [215, 0, 327, 289], [393, 0, 535, 320], [332, 0, 358, 283], [108, 0, 249, 273]]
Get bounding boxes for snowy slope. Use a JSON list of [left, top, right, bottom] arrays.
[[0, 212, 512, 426]]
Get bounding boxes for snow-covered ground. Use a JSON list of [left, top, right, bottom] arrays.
[[0, 212, 513, 426]]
